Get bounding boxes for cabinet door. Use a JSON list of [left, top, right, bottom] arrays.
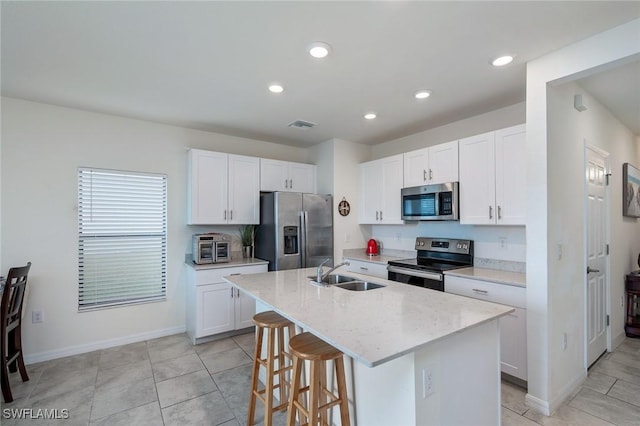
[[188, 150, 228, 224], [403, 148, 429, 187], [197, 283, 234, 336], [429, 140, 459, 184], [459, 132, 496, 224], [289, 162, 317, 193], [499, 307, 528, 381], [228, 154, 260, 224], [380, 154, 404, 224], [359, 160, 383, 224], [234, 289, 256, 329], [260, 159, 289, 192], [495, 125, 526, 225]]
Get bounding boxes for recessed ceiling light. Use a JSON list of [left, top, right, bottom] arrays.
[[491, 55, 514, 67], [268, 84, 284, 93], [364, 112, 377, 120], [309, 42, 331, 59], [414, 90, 432, 100]]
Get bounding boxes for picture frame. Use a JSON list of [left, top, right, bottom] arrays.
[[623, 163, 640, 218]]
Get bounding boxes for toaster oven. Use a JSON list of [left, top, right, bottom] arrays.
[[193, 233, 231, 264]]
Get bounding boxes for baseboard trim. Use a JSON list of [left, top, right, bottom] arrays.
[[525, 370, 586, 416], [611, 330, 626, 350], [24, 326, 186, 365]]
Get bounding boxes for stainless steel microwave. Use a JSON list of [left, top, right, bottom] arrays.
[[401, 182, 459, 221], [193, 233, 231, 264]]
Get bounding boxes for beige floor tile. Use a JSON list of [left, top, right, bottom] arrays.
[[591, 358, 640, 385], [525, 404, 615, 425], [194, 337, 240, 357], [156, 369, 217, 408], [201, 347, 252, 374], [90, 376, 157, 420], [584, 371, 617, 394], [161, 391, 235, 425], [608, 350, 640, 370], [90, 401, 163, 426], [147, 333, 196, 364], [212, 364, 254, 398], [569, 387, 640, 425], [607, 378, 640, 407], [46, 350, 101, 372], [152, 352, 205, 382], [96, 359, 153, 391], [7, 385, 94, 426], [501, 381, 530, 415], [29, 366, 98, 402], [503, 407, 539, 426], [99, 341, 149, 370]]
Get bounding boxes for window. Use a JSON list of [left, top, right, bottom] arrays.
[[78, 168, 167, 311]]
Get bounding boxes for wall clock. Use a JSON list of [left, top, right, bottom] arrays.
[[338, 197, 350, 216]]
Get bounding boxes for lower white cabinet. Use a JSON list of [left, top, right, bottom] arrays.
[[445, 275, 527, 381], [186, 263, 267, 344], [345, 259, 388, 279]]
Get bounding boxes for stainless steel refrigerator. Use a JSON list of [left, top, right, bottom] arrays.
[[255, 192, 333, 271]]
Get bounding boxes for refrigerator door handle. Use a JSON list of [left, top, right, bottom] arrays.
[[300, 210, 308, 268]]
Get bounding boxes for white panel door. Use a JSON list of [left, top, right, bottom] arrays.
[[197, 283, 234, 336], [586, 147, 609, 366], [495, 124, 526, 225], [359, 160, 383, 223], [499, 307, 528, 381], [380, 154, 404, 224], [188, 149, 228, 224], [429, 140, 459, 184], [234, 289, 256, 329], [403, 147, 429, 187], [459, 132, 496, 224], [288, 162, 316, 193], [228, 154, 260, 224]]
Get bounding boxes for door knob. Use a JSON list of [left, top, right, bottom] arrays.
[[587, 266, 600, 274]]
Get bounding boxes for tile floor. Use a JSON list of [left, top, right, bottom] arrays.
[[2, 332, 640, 425]]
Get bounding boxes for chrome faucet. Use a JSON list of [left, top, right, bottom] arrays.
[[316, 259, 350, 283]]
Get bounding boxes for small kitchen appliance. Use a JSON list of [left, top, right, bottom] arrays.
[[401, 182, 459, 221], [387, 237, 473, 291], [366, 239, 379, 255], [193, 233, 231, 264]]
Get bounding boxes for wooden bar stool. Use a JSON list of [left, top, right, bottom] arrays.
[[287, 332, 350, 426], [247, 311, 296, 426]]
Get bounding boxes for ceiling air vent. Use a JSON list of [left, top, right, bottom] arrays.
[[288, 120, 317, 130]]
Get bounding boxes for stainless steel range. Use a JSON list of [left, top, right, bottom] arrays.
[[387, 237, 473, 291]]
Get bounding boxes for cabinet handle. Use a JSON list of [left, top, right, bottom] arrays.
[[236, 289, 240, 297], [429, 169, 433, 180], [359, 266, 369, 271], [289, 179, 293, 188], [229, 273, 241, 276], [472, 288, 489, 295], [489, 206, 493, 219], [380, 211, 383, 221], [230, 288, 234, 298], [230, 210, 233, 220], [423, 169, 427, 181], [224, 210, 227, 220], [376, 211, 379, 221], [497, 206, 502, 220]]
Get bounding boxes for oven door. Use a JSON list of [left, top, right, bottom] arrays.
[[387, 265, 444, 291]]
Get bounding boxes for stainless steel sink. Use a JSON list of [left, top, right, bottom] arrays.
[[307, 274, 358, 285], [334, 281, 386, 291]]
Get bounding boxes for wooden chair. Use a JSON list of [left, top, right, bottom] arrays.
[[1, 262, 31, 403]]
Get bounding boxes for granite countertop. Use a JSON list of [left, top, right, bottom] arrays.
[[342, 248, 414, 265], [223, 266, 513, 367], [185, 257, 269, 270], [444, 267, 526, 288]]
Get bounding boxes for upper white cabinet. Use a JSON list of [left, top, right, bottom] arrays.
[[188, 149, 260, 225], [359, 154, 404, 224], [458, 124, 526, 225], [260, 159, 317, 193], [403, 140, 459, 187]]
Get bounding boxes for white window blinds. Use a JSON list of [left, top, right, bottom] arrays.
[[78, 168, 167, 311]]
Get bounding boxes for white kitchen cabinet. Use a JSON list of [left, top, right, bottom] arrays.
[[458, 124, 525, 225], [445, 275, 527, 381], [403, 140, 459, 187], [345, 259, 388, 279], [186, 263, 268, 344], [260, 158, 317, 193], [188, 149, 260, 225], [359, 154, 404, 224]]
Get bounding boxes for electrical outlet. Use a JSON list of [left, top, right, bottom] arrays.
[[499, 237, 507, 249], [32, 310, 43, 324], [557, 243, 563, 260], [620, 296, 625, 308], [562, 332, 567, 351], [422, 368, 435, 398]]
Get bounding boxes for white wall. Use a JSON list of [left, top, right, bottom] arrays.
[[525, 18, 640, 415], [1, 97, 310, 362]]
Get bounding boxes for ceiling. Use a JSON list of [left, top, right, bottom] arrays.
[[2, 2, 639, 148]]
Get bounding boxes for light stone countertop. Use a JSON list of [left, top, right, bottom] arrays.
[[224, 266, 514, 367], [444, 267, 526, 288], [185, 256, 269, 271], [342, 248, 414, 264]]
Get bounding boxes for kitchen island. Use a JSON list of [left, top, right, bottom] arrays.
[[224, 266, 514, 425]]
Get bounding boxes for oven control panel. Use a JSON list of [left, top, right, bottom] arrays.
[[414, 237, 472, 255]]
